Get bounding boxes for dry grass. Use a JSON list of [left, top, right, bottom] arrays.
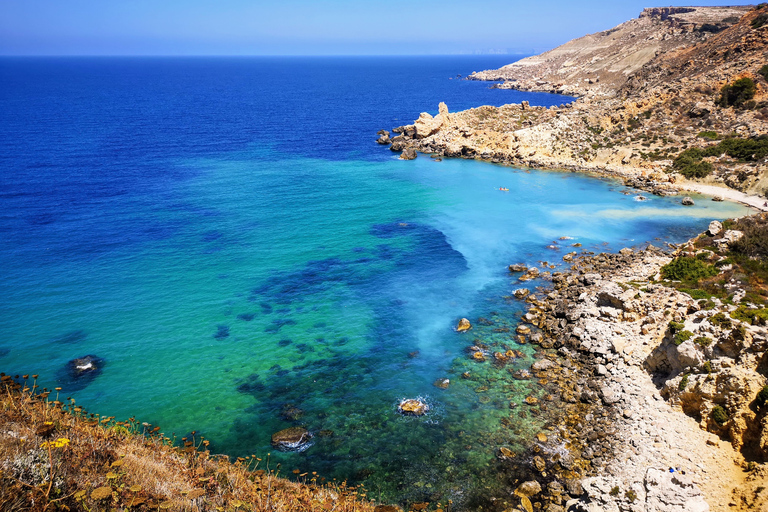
[[0, 374, 386, 512]]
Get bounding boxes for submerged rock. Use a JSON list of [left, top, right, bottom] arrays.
[[271, 427, 313, 451], [68, 355, 103, 379], [398, 398, 429, 416], [433, 378, 450, 389]]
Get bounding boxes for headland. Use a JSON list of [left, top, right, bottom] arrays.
[[379, 4, 768, 511]]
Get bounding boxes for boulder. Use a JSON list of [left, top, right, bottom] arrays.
[[681, 197, 695, 206], [514, 288, 531, 299], [644, 467, 709, 512], [509, 263, 528, 272], [456, 318, 472, 332], [271, 427, 313, 451], [398, 398, 429, 416], [376, 130, 390, 145], [707, 220, 722, 236], [399, 147, 417, 160], [515, 480, 542, 497]]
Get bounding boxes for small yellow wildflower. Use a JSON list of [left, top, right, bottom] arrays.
[[41, 437, 70, 449]]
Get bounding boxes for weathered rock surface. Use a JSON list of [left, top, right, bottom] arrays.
[[397, 398, 429, 416], [271, 427, 313, 451]]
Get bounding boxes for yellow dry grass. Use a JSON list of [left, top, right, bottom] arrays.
[[0, 373, 386, 512]]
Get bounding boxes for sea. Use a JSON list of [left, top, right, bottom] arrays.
[[0, 56, 750, 507]]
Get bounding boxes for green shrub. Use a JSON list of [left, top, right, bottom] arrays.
[[680, 288, 711, 300], [668, 321, 685, 334], [661, 257, 718, 282], [694, 336, 712, 347], [674, 330, 694, 345], [711, 405, 728, 425], [710, 312, 733, 329], [731, 305, 768, 325], [759, 65, 768, 82], [717, 78, 757, 108], [610, 486, 620, 496], [672, 151, 715, 178], [697, 130, 719, 140], [757, 385, 768, 407], [753, 12, 768, 28], [679, 373, 690, 391], [625, 490, 637, 503], [702, 361, 712, 374]]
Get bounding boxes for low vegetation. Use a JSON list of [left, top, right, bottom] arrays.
[[717, 77, 756, 108], [672, 136, 768, 178], [0, 375, 380, 512]]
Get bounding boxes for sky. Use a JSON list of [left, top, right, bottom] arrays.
[[0, 0, 757, 56]]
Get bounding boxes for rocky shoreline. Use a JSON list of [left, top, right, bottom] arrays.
[[372, 5, 768, 510], [495, 225, 768, 511]]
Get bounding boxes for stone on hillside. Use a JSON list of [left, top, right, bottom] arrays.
[[707, 220, 722, 236], [644, 467, 709, 512]]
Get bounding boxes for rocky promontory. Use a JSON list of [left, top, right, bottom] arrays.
[[383, 5, 768, 205]]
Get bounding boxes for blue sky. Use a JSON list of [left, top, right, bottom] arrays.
[[0, 0, 756, 56]]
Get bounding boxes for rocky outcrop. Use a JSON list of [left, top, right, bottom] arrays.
[[271, 427, 313, 451], [469, 6, 748, 98], [379, 6, 768, 202], [456, 318, 471, 332], [397, 398, 429, 416]]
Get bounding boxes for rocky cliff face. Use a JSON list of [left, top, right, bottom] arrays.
[[468, 6, 749, 98]]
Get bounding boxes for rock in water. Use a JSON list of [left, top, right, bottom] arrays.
[[456, 318, 471, 332], [376, 130, 390, 144], [681, 196, 695, 206], [514, 288, 530, 299], [433, 378, 450, 389], [398, 398, 429, 416], [399, 147, 417, 160], [68, 355, 103, 377], [271, 427, 313, 451], [509, 263, 528, 272]]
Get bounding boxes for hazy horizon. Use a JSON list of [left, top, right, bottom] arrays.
[[0, 1, 756, 57]]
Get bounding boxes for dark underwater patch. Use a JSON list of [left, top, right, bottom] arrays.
[[50, 330, 88, 345], [237, 313, 255, 321], [214, 325, 230, 340], [56, 354, 104, 393], [278, 339, 292, 347], [264, 319, 296, 333]]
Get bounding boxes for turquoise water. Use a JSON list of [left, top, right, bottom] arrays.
[[0, 57, 751, 507]]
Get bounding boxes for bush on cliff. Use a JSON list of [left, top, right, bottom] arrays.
[[757, 385, 768, 407], [711, 405, 729, 425], [717, 77, 756, 108], [661, 256, 718, 282]]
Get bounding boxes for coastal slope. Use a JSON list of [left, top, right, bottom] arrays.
[[385, 5, 768, 202]]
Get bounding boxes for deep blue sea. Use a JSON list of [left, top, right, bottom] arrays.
[[0, 56, 750, 507]]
